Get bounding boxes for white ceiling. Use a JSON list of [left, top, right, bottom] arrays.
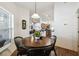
[[14, 2, 54, 13]]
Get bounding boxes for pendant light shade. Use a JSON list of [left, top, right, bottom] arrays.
[[31, 2, 40, 19], [31, 13, 40, 19]]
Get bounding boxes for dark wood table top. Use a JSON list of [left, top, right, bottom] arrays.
[[22, 37, 53, 47]]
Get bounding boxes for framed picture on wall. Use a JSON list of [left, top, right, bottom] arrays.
[[22, 20, 26, 29]]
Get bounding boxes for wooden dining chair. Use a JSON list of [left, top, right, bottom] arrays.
[[44, 45, 53, 56], [51, 35, 57, 56], [14, 36, 28, 56], [26, 47, 45, 56], [26, 46, 53, 56]]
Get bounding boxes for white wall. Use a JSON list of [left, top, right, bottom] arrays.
[[40, 9, 54, 28], [0, 3, 30, 38], [54, 2, 78, 51], [0, 2, 30, 55], [14, 5, 30, 38], [0, 2, 17, 55], [0, 2, 79, 55]]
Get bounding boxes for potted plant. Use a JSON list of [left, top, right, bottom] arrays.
[[34, 31, 40, 42]]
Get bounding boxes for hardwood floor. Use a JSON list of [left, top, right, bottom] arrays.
[[52, 47, 78, 56], [11, 46, 78, 56]]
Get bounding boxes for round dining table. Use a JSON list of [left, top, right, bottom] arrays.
[[22, 37, 53, 47]]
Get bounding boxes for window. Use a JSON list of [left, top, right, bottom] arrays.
[[0, 7, 14, 52]]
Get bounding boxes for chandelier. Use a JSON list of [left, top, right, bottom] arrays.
[[31, 2, 40, 19]]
